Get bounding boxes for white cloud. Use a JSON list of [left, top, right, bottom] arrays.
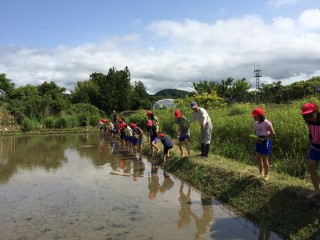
[[298, 8, 320, 29], [1, 9, 320, 94], [267, 0, 301, 8]]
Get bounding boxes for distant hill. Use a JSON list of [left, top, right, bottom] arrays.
[[153, 89, 193, 99]]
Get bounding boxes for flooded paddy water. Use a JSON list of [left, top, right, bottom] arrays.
[[0, 132, 283, 240]]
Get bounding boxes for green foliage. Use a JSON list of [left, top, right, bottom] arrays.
[[42, 116, 56, 128], [20, 118, 39, 132], [153, 88, 192, 99], [192, 77, 251, 102], [154, 109, 176, 137], [0, 73, 15, 96], [175, 92, 226, 110], [228, 103, 251, 116], [131, 81, 151, 110], [55, 116, 68, 129], [126, 111, 149, 130]]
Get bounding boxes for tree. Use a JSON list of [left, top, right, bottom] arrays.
[[37, 81, 69, 115], [131, 81, 151, 109], [0, 73, 15, 97], [71, 80, 99, 104]]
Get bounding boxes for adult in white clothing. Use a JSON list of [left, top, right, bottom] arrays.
[[188, 102, 212, 158]]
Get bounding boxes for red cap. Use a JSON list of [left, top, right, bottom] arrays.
[[251, 108, 264, 116], [147, 120, 152, 127], [174, 110, 181, 118], [130, 123, 136, 128], [301, 103, 318, 115], [147, 111, 153, 116], [159, 133, 165, 138]]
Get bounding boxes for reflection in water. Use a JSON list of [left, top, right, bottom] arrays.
[[259, 227, 271, 240], [192, 194, 214, 240], [0, 135, 69, 183], [178, 182, 192, 229], [0, 133, 283, 240], [148, 163, 161, 200]]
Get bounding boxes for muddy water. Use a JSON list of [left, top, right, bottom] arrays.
[[0, 133, 283, 240]]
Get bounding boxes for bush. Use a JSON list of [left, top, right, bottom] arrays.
[[228, 103, 251, 116], [20, 118, 39, 132], [55, 116, 68, 129], [42, 116, 56, 128]]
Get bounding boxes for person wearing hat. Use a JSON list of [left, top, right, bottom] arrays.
[[174, 109, 191, 157], [189, 102, 212, 159], [147, 119, 159, 158], [159, 133, 173, 165], [251, 107, 275, 181], [130, 123, 144, 154], [147, 111, 160, 127], [301, 103, 320, 199]]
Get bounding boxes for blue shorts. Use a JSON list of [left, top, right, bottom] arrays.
[[164, 146, 173, 154], [132, 137, 138, 145], [179, 135, 190, 142], [120, 132, 125, 140], [150, 137, 158, 144], [256, 137, 272, 155], [309, 146, 320, 162]]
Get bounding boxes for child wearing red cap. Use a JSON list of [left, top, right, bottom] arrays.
[[147, 111, 160, 126], [147, 120, 159, 158], [251, 107, 275, 181], [301, 102, 320, 199], [174, 110, 191, 157], [159, 133, 173, 165], [130, 123, 144, 154]]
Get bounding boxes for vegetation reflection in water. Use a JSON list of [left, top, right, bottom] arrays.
[[0, 133, 282, 239]]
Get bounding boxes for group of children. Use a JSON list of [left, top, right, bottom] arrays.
[[97, 109, 191, 166], [99, 101, 320, 200]]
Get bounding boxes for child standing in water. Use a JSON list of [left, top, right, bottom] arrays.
[[251, 107, 275, 181], [301, 103, 320, 199]]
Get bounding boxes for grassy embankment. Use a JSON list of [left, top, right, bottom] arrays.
[[127, 99, 320, 240]]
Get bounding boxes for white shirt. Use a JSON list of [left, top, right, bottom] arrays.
[[189, 107, 211, 126]]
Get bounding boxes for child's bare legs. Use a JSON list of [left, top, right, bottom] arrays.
[[184, 139, 191, 157], [132, 145, 136, 154], [151, 141, 159, 157], [138, 144, 143, 154], [308, 160, 320, 199], [256, 154, 264, 176], [178, 141, 184, 156], [150, 143, 154, 157], [262, 155, 270, 179], [163, 150, 170, 165]]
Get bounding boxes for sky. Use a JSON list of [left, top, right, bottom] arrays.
[[0, 0, 320, 94]]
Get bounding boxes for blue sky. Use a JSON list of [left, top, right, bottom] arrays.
[[1, 0, 320, 94]]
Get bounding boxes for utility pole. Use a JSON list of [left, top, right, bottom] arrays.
[[254, 66, 262, 90], [254, 66, 262, 103]]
